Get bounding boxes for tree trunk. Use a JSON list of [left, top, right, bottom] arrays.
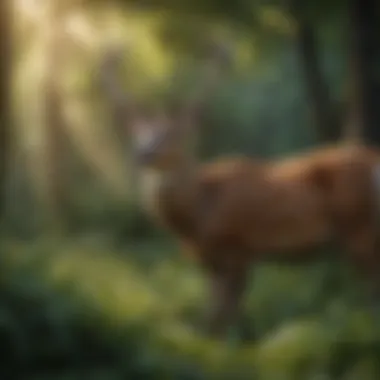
[[346, 0, 380, 146], [41, 2, 70, 233], [0, 0, 11, 222], [289, 0, 340, 143]]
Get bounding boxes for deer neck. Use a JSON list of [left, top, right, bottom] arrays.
[[140, 158, 198, 217]]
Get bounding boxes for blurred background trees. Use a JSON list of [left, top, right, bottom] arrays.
[[0, 0, 12, 224], [1, 0, 380, 378]]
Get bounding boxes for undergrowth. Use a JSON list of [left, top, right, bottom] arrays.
[[0, 238, 379, 379]]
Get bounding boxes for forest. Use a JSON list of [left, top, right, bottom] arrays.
[[1, 0, 380, 378]]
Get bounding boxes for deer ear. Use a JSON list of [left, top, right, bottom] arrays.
[[166, 98, 184, 120]]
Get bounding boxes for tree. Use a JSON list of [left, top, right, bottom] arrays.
[[41, 1, 71, 232], [346, 0, 380, 145], [0, 0, 12, 222], [287, 0, 340, 143]]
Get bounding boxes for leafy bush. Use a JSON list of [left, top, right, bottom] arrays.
[[1, 240, 380, 379]]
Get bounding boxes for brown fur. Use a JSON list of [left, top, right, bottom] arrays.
[[144, 143, 380, 336], [154, 144, 378, 258]]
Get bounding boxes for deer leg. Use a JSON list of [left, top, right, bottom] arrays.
[[343, 225, 380, 309], [204, 265, 248, 339]]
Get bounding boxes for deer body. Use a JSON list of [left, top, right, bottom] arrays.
[[144, 145, 376, 260], [100, 44, 380, 338], [137, 143, 380, 335]]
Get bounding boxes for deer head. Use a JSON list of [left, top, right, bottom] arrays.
[[100, 40, 232, 172]]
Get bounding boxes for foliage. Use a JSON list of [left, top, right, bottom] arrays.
[[0, 240, 379, 379]]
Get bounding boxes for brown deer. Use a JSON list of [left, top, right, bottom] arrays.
[[99, 42, 380, 338]]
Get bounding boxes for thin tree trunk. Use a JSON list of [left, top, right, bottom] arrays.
[[289, 0, 339, 143], [42, 2, 70, 233], [0, 0, 11, 222], [346, 0, 380, 145]]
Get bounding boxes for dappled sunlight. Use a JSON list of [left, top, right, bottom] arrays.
[[63, 98, 131, 198], [13, 0, 176, 205], [17, 0, 47, 23], [65, 11, 99, 51]]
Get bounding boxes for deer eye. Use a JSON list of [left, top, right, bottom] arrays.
[[135, 124, 167, 154]]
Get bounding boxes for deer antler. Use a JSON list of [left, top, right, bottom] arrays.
[[99, 43, 143, 205], [99, 44, 138, 138], [180, 38, 234, 124]]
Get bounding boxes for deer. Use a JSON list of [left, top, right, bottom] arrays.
[[99, 41, 380, 339]]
